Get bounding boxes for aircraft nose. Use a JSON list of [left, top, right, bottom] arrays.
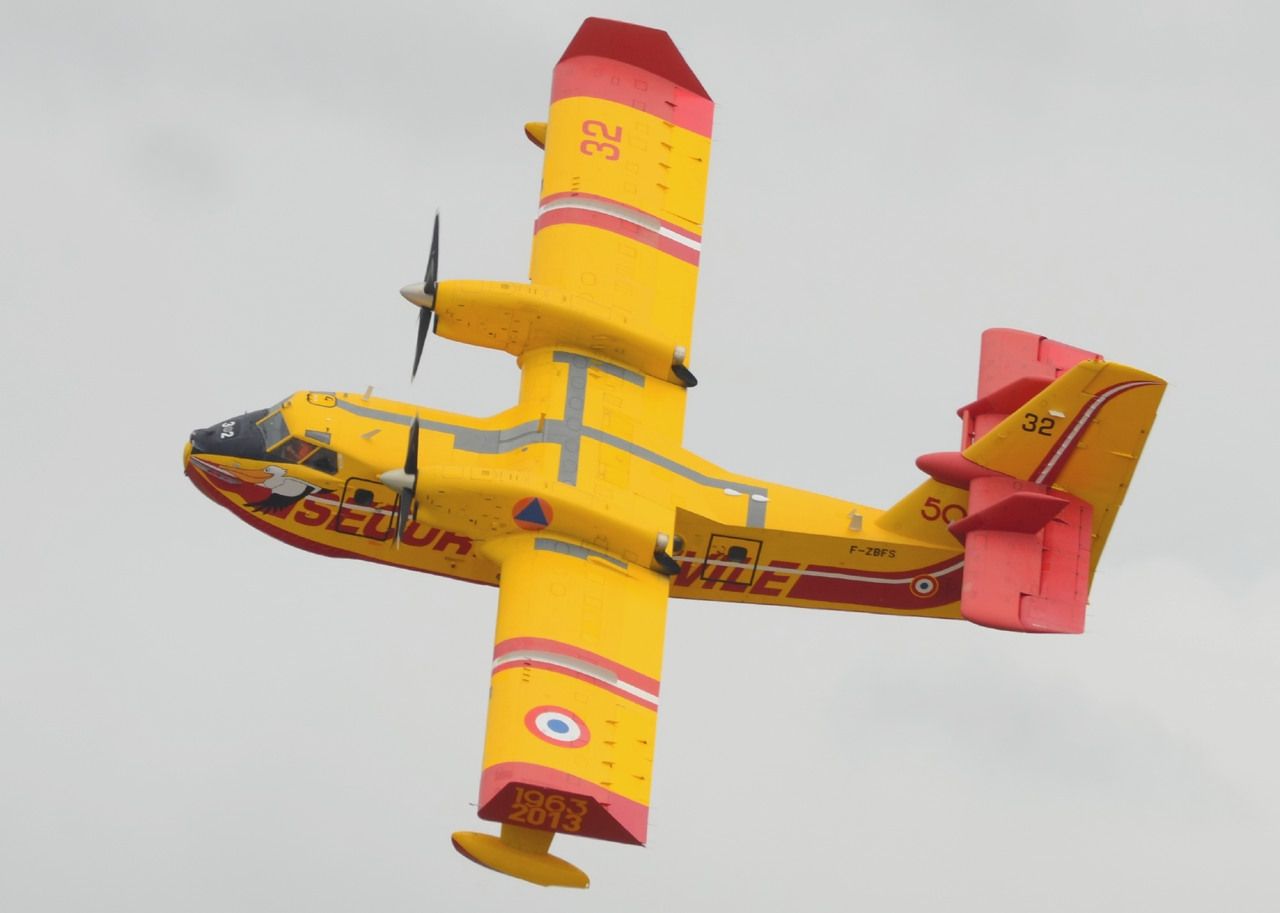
[[189, 409, 270, 459], [183, 437, 193, 472], [189, 423, 220, 455]]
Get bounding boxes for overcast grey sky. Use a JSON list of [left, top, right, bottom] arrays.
[[3, 1, 1278, 910]]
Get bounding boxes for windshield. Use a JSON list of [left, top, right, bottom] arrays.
[[257, 410, 290, 450]]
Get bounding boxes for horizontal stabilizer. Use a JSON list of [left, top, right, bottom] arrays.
[[948, 488, 1068, 540]]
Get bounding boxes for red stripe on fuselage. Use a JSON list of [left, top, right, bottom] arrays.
[[785, 563, 963, 609], [184, 463, 489, 588]]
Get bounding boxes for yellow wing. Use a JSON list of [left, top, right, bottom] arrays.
[[474, 533, 670, 847], [445, 23, 708, 882], [529, 17, 713, 373], [430, 19, 713, 432]]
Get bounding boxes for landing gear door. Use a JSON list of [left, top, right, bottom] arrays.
[[337, 477, 399, 541]]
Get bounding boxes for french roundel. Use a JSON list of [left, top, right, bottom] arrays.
[[525, 706, 590, 748], [909, 575, 939, 598]]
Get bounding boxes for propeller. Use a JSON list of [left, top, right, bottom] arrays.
[[379, 415, 420, 545], [652, 532, 681, 577], [400, 212, 440, 380]]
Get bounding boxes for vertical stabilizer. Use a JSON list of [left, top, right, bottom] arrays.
[[882, 329, 1164, 632]]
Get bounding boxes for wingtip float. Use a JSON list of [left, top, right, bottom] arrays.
[[452, 827, 589, 889], [183, 18, 1165, 889]]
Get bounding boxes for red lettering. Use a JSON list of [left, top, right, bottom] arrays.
[[293, 498, 333, 527], [330, 508, 365, 535], [750, 562, 799, 597], [673, 552, 702, 587], [700, 562, 727, 589], [362, 510, 393, 540], [401, 522, 439, 548], [433, 530, 473, 556], [719, 564, 750, 593]]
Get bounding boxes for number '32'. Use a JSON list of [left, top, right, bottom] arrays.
[[1021, 412, 1057, 436], [579, 120, 622, 159]]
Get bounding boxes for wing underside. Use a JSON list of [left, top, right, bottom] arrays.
[[455, 20, 706, 884], [476, 534, 670, 846], [529, 17, 714, 360]]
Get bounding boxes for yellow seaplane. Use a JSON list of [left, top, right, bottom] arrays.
[[184, 17, 1165, 889]]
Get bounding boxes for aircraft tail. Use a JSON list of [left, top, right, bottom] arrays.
[[879, 329, 1165, 633]]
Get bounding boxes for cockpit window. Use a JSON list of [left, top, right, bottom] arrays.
[[263, 436, 340, 474], [274, 438, 317, 463], [247, 399, 335, 472], [257, 410, 290, 450], [305, 447, 339, 474]]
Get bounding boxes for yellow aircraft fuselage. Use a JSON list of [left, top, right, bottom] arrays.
[[184, 345, 968, 621]]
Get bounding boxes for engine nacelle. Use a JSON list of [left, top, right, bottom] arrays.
[[432, 279, 692, 386]]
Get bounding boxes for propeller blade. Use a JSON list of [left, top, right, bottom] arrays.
[[671, 362, 698, 388], [424, 211, 439, 293], [404, 212, 440, 380], [653, 546, 681, 577], [382, 416, 422, 546], [404, 415, 420, 476], [395, 491, 412, 547], [411, 308, 433, 380], [399, 416, 421, 544], [652, 532, 681, 576]]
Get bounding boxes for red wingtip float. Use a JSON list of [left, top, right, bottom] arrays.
[[183, 19, 1165, 887]]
